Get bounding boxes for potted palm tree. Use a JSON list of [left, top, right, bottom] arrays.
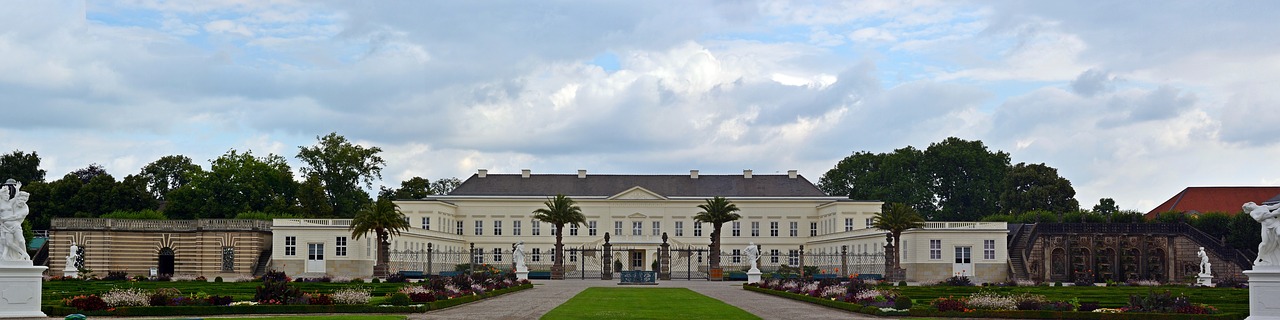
[[694, 196, 740, 281], [872, 203, 925, 282], [533, 194, 586, 280], [350, 198, 411, 278]]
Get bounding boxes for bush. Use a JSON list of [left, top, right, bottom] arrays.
[[386, 273, 407, 283], [214, 276, 223, 283], [1127, 290, 1188, 313], [254, 271, 303, 304], [940, 275, 972, 286], [65, 295, 108, 311], [308, 293, 334, 305], [897, 280, 907, 287], [332, 288, 371, 305], [1216, 274, 1247, 288], [932, 296, 966, 312], [894, 295, 912, 309], [350, 278, 364, 284], [384, 293, 411, 306], [103, 270, 129, 281], [1078, 301, 1101, 312], [101, 288, 149, 307], [409, 292, 435, 303], [204, 295, 233, 306], [371, 278, 381, 284]]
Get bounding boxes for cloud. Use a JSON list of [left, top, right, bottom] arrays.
[[1070, 68, 1113, 97]]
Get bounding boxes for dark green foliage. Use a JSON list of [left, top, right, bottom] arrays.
[[898, 280, 907, 287], [100, 209, 167, 220], [894, 295, 913, 309], [165, 150, 299, 219], [932, 296, 966, 311], [1226, 211, 1261, 254], [384, 292, 411, 306], [818, 147, 937, 215], [940, 275, 972, 286], [1155, 211, 1190, 224], [214, 276, 223, 283], [1128, 290, 1190, 313], [0, 150, 46, 183], [139, 155, 202, 201], [1000, 162, 1079, 215], [1061, 210, 1106, 223], [254, 271, 302, 304], [103, 271, 128, 281], [65, 295, 108, 311], [1190, 212, 1231, 240], [308, 293, 334, 305], [296, 132, 384, 218], [371, 278, 380, 284], [385, 273, 407, 283]]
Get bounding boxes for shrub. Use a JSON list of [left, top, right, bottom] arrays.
[[386, 273, 407, 283], [170, 274, 201, 281], [260, 270, 290, 283], [254, 271, 302, 304], [204, 295, 233, 306], [371, 278, 381, 284], [350, 278, 365, 284], [1078, 301, 1101, 312], [214, 276, 223, 283], [332, 288, 371, 305], [101, 288, 149, 307], [932, 296, 966, 312], [1127, 290, 1188, 313], [940, 275, 972, 286], [1053, 281, 1062, 287], [1216, 274, 1247, 288], [384, 292, 412, 306], [894, 295, 912, 310], [104, 270, 129, 281], [409, 292, 435, 303], [308, 293, 334, 305], [296, 276, 332, 283], [65, 295, 108, 311], [897, 280, 907, 287], [965, 291, 1015, 310]]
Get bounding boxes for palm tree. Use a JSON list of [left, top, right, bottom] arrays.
[[872, 202, 926, 273], [349, 197, 411, 278], [532, 194, 585, 280], [694, 196, 741, 278]]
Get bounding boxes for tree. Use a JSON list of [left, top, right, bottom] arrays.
[[532, 194, 586, 279], [999, 162, 1079, 215], [1189, 212, 1232, 242], [430, 177, 462, 195], [165, 150, 298, 219], [140, 155, 203, 201], [0, 150, 45, 183], [1226, 210, 1262, 256], [108, 174, 159, 213], [872, 203, 925, 273], [818, 148, 936, 215], [70, 164, 108, 183], [693, 196, 741, 275], [1092, 198, 1119, 222], [296, 174, 333, 218], [391, 176, 432, 200], [349, 197, 410, 278], [296, 133, 385, 218], [924, 137, 1010, 221]]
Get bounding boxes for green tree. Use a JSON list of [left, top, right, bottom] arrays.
[[1014, 210, 1061, 224], [349, 198, 411, 278], [389, 176, 432, 200], [924, 137, 1010, 221], [1092, 198, 1119, 222], [108, 174, 159, 213], [818, 148, 936, 215], [165, 150, 298, 219], [1189, 212, 1232, 242], [139, 155, 203, 201], [1112, 210, 1146, 223], [70, 164, 107, 183], [872, 203, 925, 272], [296, 174, 333, 217], [68, 173, 117, 217], [1226, 210, 1262, 255], [999, 162, 1079, 215], [296, 133, 385, 218], [0, 150, 45, 183], [532, 194, 586, 279], [693, 196, 741, 274], [430, 177, 462, 195]]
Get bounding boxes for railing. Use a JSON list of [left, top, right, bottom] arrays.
[[274, 219, 353, 227], [922, 222, 1005, 229], [34, 230, 48, 238], [52, 218, 272, 231]]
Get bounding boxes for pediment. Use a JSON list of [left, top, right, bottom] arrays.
[[608, 186, 667, 200], [627, 212, 648, 219]]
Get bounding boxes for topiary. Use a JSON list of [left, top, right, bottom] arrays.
[[214, 276, 224, 283], [898, 280, 907, 287], [894, 295, 913, 309], [384, 292, 411, 306], [371, 278, 381, 284]]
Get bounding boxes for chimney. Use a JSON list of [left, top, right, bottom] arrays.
[[787, 170, 797, 179], [478, 169, 488, 178], [578, 169, 587, 178], [690, 170, 699, 179], [521, 169, 531, 178], [743, 169, 753, 179]]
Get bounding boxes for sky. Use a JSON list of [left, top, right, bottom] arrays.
[[2, 0, 1279, 212]]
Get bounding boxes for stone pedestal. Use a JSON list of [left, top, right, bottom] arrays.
[[747, 267, 761, 284], [515, 270, 529, 281], [63, 264, 77, 278], [0, 261, 47, 318], [1197, 274, 1213, 287], [1246, 267, 1280, 320]]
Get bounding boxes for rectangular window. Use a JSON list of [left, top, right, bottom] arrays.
[[475, 220, 483, 235], [866, 218, 874, 229], [929, 239, 942, 260], [422, 217, 429, 230], [789, 221, 798, 237], [532, 248, 541, 262], [751, 221, 760, 237], [550, 248, 557, 262], [652, 221, 661, 236], [570, 223, 579, 236], [494, 248, 503, 262], [551, 224, 557, 236], [845, 218, 854, 232], [285, 236, 296, 256], [614, 221, 623, 235], [513, 220, 522, 236], [810, 222, 817, 237], [494, 220, 502, 236], [984, 240, 996, 260], [770, 249, 779, 264], [456, 221, 463, 235], [336, 236, 347, 257], [788, 249, 799, 266], [694, 222, 702, 237], [569, 248, 577, 262], [955, 246, 972, 264], [732, 221, 741, 237], [589, 221, 598, 236], [532, 220, 541, 236], [632, 221, 643, 236], [675, 221, 684, 237], [472, 248, 483, 264], [308, 243, 324, 261], [732, 249, 741, 263], [770, 221, 779, 237]]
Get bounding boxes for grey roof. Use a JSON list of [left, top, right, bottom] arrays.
[[445, 174, 829, 197]]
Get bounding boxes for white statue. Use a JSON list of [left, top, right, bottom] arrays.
[[513, 241, 527, 272], [1197, 247, 1211, 276], [744, 242, 760, 272], [0, 180, 31, 261], [66, 242, 80, 270], [1245, 202, 1280, 266]]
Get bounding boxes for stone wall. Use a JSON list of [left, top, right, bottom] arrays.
[[49, 219, 272, 278]]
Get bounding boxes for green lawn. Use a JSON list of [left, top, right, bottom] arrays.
[[542, 287, 760, 320], [895, 285, 1249, 316], [199, 316, 405, 320], [42, 280, 411, 305]]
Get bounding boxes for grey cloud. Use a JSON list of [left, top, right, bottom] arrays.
[[1219, 91, 1280, 146], [1098, 85, 1196, 127], [1070, 68, 1113, 97]]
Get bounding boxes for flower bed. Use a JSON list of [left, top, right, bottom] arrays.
[[45, 270, 533, 317], [745, 279, 1241, 320]]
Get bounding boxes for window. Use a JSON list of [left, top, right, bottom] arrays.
[[472, 248, 483, 264], [732, 221, 741, 237], [551, 224, 557, 236], [694, 222, 702, 237], [456, 221, 463, 235], [494, 248, 503, 262], [789, 221, 798, 237], [422, 217, 429, 230], [513, 220, 522, 236], [955, 246, 971, 264], [652, 221, 661, 236], [770, 249, 779, 264], [632, 221, 642, 236], [866, 218, 874, 229], [675, 221, 684, 237], [589, 221, 597, 236], [569, 248, 577, 262], [788, 249, 799, 266], [336, 236, 348, 256], [475, 220, 483, 235], [845, 218, 854, 232], [284, 236, 296, 256], [732, 249, 741, 263], [614, 221, 623, 235], [308, 243, 324, 261], [929, 240, 941, 260], [984, 240, 996, 260], [532, 248, 541, 262], [550, 248, 557, 262], [751, 221, 760, 237], [770, 221, 778, 237], [570, 223, 579, 236], [532, 220, 541, 236], [810, 222, 817, 237], [494, 220, 502, 236]]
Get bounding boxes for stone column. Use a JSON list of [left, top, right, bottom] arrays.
[[469, 243, 476, 274], [427, 243, 434, 276], [659, 233, 671, 280], [602, 233, 613, 280], [841, 245, 849, 279], [799, 245, 806, 278]]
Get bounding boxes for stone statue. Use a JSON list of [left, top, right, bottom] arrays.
[[513, 241, 527, 272], [1197, 247, 1211, 276], [66, 242, 80, 269], [744, 242, 760, 272], [0, 179, 31, 261], [1245, 202, 1280, 266]]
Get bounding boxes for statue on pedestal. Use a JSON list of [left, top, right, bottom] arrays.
[[744, 242, 759, 272], [1197, 247, 1211, 276], [1244, 202, 1280, 266], [513, 241, 527, 272], [0, 179, 30, 261]]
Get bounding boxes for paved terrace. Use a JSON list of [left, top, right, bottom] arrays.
[[415, 279, 883, 320]]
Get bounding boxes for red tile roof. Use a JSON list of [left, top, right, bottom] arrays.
[[1146, 186, 1280, 218]]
